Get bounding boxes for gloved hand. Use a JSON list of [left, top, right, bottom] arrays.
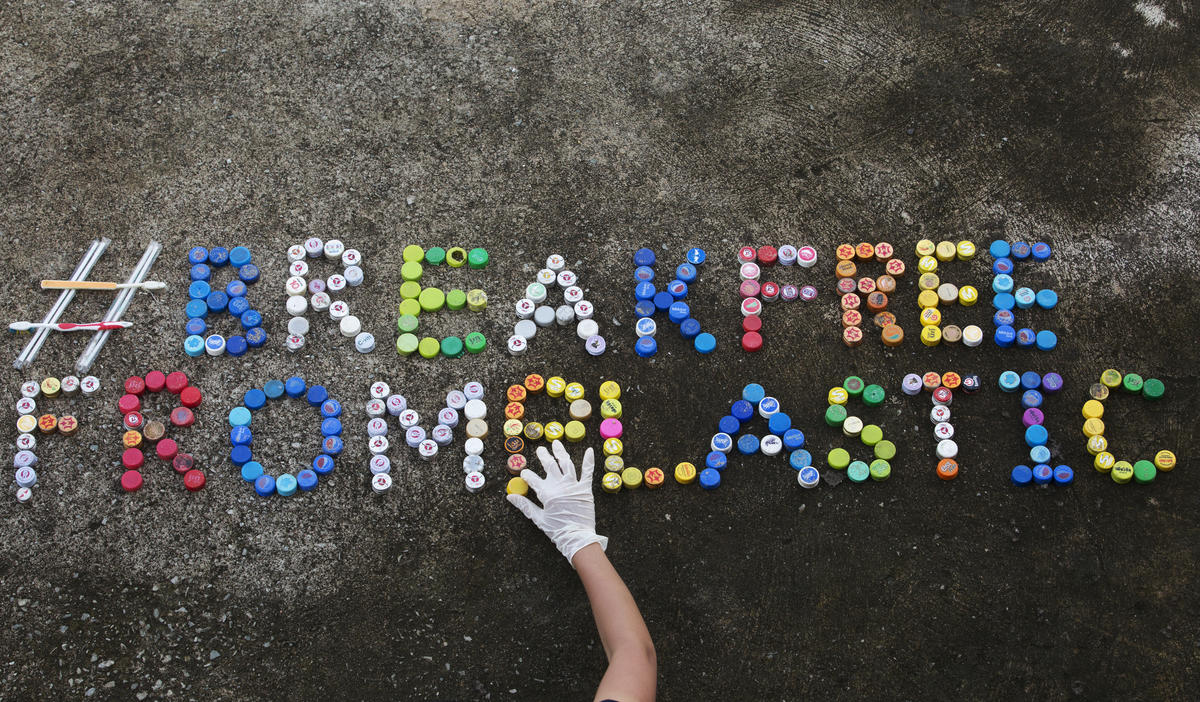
[[507, 440, 608, 567]]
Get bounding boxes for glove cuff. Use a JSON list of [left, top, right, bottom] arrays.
[[562, 533, 608, 567]]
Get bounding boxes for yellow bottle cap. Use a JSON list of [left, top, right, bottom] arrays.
[[564, 421, 586, 442], [446, 246, 467, 267], [603, 438, 623, 456], [546, 377, 566, 397], [41, 378, 61, 397], [600, 399, 623, 419], [1111, 461, 1134, 483], [418, 337, 440, 358], [918, 272, 940, 290], [1100, 369, 1123, 388], [543, 422, 565, 441], [1082, 417, 1105, 437], [920, 308, 942, 327], [674, 462, 697, 484], [569, 399, 592, 421], [604, 455, 624, 472], [621, 467, 643, 489], [644, 467, 665, 489], [917, 256, 939, 274], [920, 325, 942, 346], [835, 244, 855, 261], [827, 448, 850, 469], [398, 298, 421, 318], [402, 244, 425, 262], [466, 419, 489, 439], [400, 281, 421, 299], [401, 261, 423, 282], [917, 290, 939, 309], [506, 477, 529, 496], [1081, 400, 1105, 419], [504, 402, 525, 420], [1093, 451, 1115, 472], [16, 415, 37, 433], [601, 472, 623, 493], [503, 419, 524, 437], [599, 381, 621, 400], [564, 382, 586, 401], [956, 241, 976, 260], [1154, 450, 1176, 471], [827, 387, 849, 405], [958, 285, 978, 306], [935, 241, 956, 262], [466, 289, 488, 311], [1086, 435, 1108, 455], [122, 430, 143, 448], [524, 374, 545, 393], [1089, 383, 1109, 401], [523, 422, 544, 441], [915, 239, 936, 257]]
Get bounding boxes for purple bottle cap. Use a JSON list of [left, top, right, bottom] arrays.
[[1022, 408, 1045, 427], [308, 278, 326, 294], [586, 335, 606, 356], [800, 285, 818, 301], [781, 284, 799, 301], [1041, 372, 1063, 393]]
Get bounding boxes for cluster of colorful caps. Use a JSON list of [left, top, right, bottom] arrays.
[[633, 248, 716, 356], [395, 245, 488, 359], [284, 238, 374, 353], [703, 383, 813, 490], [833, 242, 905, 348], [901, 371, 981, 480], [825, 377, 895, 482], [1085, 370, 1173, 484], [735, 245, 820, 352], [998, 370, 1073, 485], [184, 246, 266, 357], [13, 376, 99, 503], [118, 371, 205, 493], [912, 239, 984, 347], [230, 377, 340, 497], [987, 240, 1058, 351], [501, 374, 602, 477], [510, 254, 606, 356]]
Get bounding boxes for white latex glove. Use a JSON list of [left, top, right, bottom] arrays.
[[507, 440, 608, 567]]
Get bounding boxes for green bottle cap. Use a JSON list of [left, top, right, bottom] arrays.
[[419, 287, 446, 312], [464, 332, 487, 353], [396, 314, 419, 334], [869, 459, 891, 481], [847, 460, 870, 482], [446, 289, 467, 310], [860, 424, 883, 446], [399, 281, 422, 300], [862, 384, 886, 406], [843, 376, 864, 396], [1141, 378, 1164, 400], [395, 333, 419, 356], [827, 448, 850, 469], [418, 337, 440, 358], [824, 404, 847, 427], [873, 440, 896, 461], [402, 245, 425, 263], [440, 336, 464, 358], [424, 247, 447, 265], [398, 298, 421, 318], [1132, 460, 1156, 483], [468, 248, 489, 269], [1122, 373, 1143, 393], [400, 261, 423, 282]]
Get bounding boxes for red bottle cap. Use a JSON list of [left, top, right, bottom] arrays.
[[742, 315, 762, 333], [737, 246, 757, 263], [933, 387, 953, 405], [741, 331, 763, 352], [145, 371, 166, 392], [756, 246, 777, 266], [120, 470, 143, 492], [156, 438, 179, 461], [179, 386, 202, 408], [170, 407, 195, 427], [760, 282, 780, 300], [122, 448, 145, 469], [165, 371, 188, 394], [117, 394, 141, 414], [173, 453, 195, 474], [183, 470, 206, 492], [124, 376, 146, 395], [123, 412, 144, 431]]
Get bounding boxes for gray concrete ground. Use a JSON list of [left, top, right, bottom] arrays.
[[2, 1, 1199, 700]]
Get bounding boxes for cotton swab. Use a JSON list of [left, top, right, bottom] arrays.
[[9, 321, 133, 332], [40, 279, 167, 291]]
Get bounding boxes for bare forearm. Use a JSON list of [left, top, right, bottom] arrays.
[[573, 544, 656, 702]]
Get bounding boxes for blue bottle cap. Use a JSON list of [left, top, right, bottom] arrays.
[[653, 292, 673, 311], [1035, 289, 1057, 309], [321, 399, 342, 418], [206, 291, 228, 313], [634, 300, 655, 318], [226, 280, 247, 298], [783, 428, 805, 450], [238, 264, 260, 284], [633, 248, 656, 267], [668, 301, 690, 324], [320, 417, 343, 437], [635, 317, 657, 337], [190, 263, 211, 282], [208, 247, 230, 266], [675, 263, 698, 283], [1021, 389, 1043, 409], [229, 406, 252, 427], [263, 380, 285, 399], [789, 449, 813, 471], [312, 454, 335, 475], [240, 309, 263, 330], [705, 451, 728, 471], [1020, 371, 1042, 389], [758, 397, 780, 417], [717, 415, 741, 435], [1053, 465, 1074, 484], [686, 247, 706, 265], [1032, 464, 1052, 484], [1011, 242, 1031, 259], [992, 293, 1015, 310], [797, 465, 820, 488], [254, 474, 276, 496], [1014, 287, 1035, 309], [185, 317, 207, 336], [711, 433, 734, 453], [229, 246, 252, 267], [991, 274, 1013, 294], [736, 433, 760, 455], [246, 327, 267, 347], [306, 385, 329, 407], [276, 473, 298, 496], [679, 318, 700, 339], [994, 325, 1016, 347], [988, 240, 1011, 258], [1025, 424, 1048, 447], [1011, 465, 1033, 485], [998, 371, 1021, 392], [731, 400, 754, 422], [992, 257, 1014, 275], [243, 388, 267, 410], [241, 461, 263, 482], [184, 335, 205, 357], [185, 299, 208, 319], [768, 412, 791, 434], [188, 280, 211, 300], [226, 335, 249, 357], [1029, 445, 1051, 464], [227, 295, 250, 317], [993, 309, 1015, 327], [188, 246, 209, 265], [634, 266, 655, 282], [321, 436, 344, 455], [1031, 242, 1051, 261], [1041, 373, 1063, 393], [1015, 328, 1036, 347], [230, 426, 252, 446], [634, 337, 657, 357], [698, 468, 721, 490], [634, 282, 656, 301], [297, 469, 318, 491], [742, 383, 766, 403], [285, 376, 306, 398], [666, 280, 688, 300], [694, 332, 716, 354], [230, 444, 253, 466], [1035, 330, 1057, 351]]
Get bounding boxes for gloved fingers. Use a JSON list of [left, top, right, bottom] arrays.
[[579, 447, 595, 483], [536, 445, 564, 480], [506, 493, 547, 529], [552, 439, 576, 480], [519, 468, 547, 498]]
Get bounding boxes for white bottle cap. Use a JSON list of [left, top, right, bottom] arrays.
[[465, 471, 485, 493], [525, 283, 547, 304], [533, 306, 556, 327], [398, 408, 419, 427], [287, 244, 306, 262], [418, 440, 438, 459], [344, 266, 364, 287], [431, 425, 453, 445], [20, 381, 40, 398], [936, 439, 958, 459], [507, 335, 528, 355], [14, 450, 37, 468], [367, 418, 389, 437], [370, 381, 391, 399], [546, 254, 566, 271], [311, 292, 332, 311], [327, 274, 347, 292], [445, 390, 467, 410], [438, 407, 460, 427], [962, 325, 983, 347], [563, 286, 584, 304], [329, 301, 349, 320], [16, 398, 36, 416], [635, 318, 656, 338], [205, 334, 227, 356], [576, 319, 600, 340], [371, 472, 393, 493], [463, 455, 485, 474], [405, 426, 426, 447], [339, 315, 361, 337], [15, 467, 37, 488], [537, 269, 556, 285], [760, 434, 783, 456], [16, 434, 36, 451], [81, 376, 101, 395], [934, 422, 954, 440], [286, 334, 305, 351], [797, 246, 818, 267], [739, 262, 761, 281], [386, 394, 408, 415], [514, 320, 537, 339], [290, 260, 310, 277], [342, 249, 362, 267], [304, 237, 324, 257], [556, 270, 577, 288], [61, 376, 80, 395], [354, 332, 375, 353], [930, 405, 951, 424], [365, 398, 386, 418], [464, 382, 485, 400], [286, 297, 309, 318], [369, 455, 391, 474], [323, 239, 345, 260], [842, 416, 864, 437], [286, 276, 307, 296], [15, 486, 32, 503], [555, 305, 575, 326], [515, 298, 535, 320], [464, 399, 487, 420], [464, 437, 484, 456], [369, 435, 389, 455]]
